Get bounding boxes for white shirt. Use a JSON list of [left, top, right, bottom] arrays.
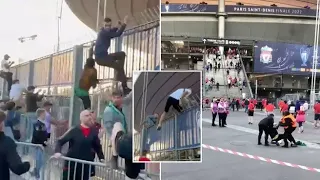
[[1, 59, 9, 72], [169, 88, 192, 100], [227, 79, 231, 84], [303, 102, 309, 111], [9, 84, 25, 101]]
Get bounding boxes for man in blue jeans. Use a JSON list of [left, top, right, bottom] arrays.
[[94, 16, 131, 95]]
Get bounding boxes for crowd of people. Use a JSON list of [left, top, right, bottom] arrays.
[[204, 96, 320, 148]]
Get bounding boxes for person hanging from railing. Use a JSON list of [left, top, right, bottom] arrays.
[[94, 16, 131, 95], [25, 86, 44, 142], [102, 90, 131, 169], [0, 54, 14, 95], [75, 58, 98, 109], [0, 110, 30, 179], [30, 108, 49, 179], [53, 110, 104, 180], [156, 88, 192, 130]]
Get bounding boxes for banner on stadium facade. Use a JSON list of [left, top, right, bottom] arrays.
[[161, 4, 316, 17], [253, 41, 320, 75]]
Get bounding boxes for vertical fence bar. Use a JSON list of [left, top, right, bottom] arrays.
[[154, 27, 159, 67], [69, 45, 84, 127], [47, 55, 53, 94]]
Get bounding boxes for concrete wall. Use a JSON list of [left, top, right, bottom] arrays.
[[161, 15, 317, 45]]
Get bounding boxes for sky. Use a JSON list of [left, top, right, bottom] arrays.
[[0, 0, 96, 63]]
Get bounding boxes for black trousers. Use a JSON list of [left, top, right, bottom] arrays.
[[283, 127, 296, 146], [218, 113, 226, 126], [258, 125, 269, 144], [79, 96, 91, 109], [212, 112, 217, 125], [0, 71, 12, 93], [95, 52, 127, 87]]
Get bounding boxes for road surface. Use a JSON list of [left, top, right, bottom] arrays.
[[161, 109, 320, 180]]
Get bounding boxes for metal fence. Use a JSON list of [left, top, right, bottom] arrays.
[[135, 103, 201, 161], [1, 20, 159, 97]]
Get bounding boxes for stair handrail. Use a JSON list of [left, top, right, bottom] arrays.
[[239, 55, 254, 98], [221, 54, 229, 97]]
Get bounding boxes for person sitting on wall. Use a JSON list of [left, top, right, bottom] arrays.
[[75, 58, 98, 109], [156, 88, 192, 130], [94, 16, 131, 95], [0, 54, 14, 94]]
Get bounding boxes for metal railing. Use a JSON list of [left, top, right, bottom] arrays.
[[239, 55, 253, 98]]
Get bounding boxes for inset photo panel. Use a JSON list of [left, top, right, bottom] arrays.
[[132, 71, 202, 162]]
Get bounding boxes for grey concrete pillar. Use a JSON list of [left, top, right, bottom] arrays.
[[69, 45, 84, 127], [218, 0, 226, 39], [28, 61, 34, 86]]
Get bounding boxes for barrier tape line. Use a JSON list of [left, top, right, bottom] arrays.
[[202, 144, 320, 173]]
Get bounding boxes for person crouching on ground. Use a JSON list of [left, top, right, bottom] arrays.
[[277, 111, 297, 148], [53, 110, 104, 180], [296, 108, 306, 133], [258, 114, 274, 146]]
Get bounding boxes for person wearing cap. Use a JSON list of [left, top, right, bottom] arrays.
[[94, 16, 131, 95], [9, 79, 27, 109], [102, 90, 132, 169], [0, 54, 14, 94], [25, 86, 44, 142], [75, 58, 98, 109], [43, 101, 68, 140], [0, 110, 30, 179]]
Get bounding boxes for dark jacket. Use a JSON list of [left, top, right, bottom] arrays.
[[95, 25, 126, 58], [55, 125, 104, 161], [0, 132, 30, 180], [31, 120, 48, 146], [258, 115, 274, 128], [25, 92, 43, 112]]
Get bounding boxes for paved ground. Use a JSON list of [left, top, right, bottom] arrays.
[[161, 109, 320, 180]]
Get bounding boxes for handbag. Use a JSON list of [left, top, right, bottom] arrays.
[[10, 112, 21, 140]]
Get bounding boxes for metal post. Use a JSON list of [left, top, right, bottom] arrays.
[[96, 0, 101, 31], [69, 45, 84, 127], [103, 0, 107, 18], [47, 55, 53, 94], [255, 79, 258, 99]]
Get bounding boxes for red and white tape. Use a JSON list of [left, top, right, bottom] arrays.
[[202, 144, 320, 173]]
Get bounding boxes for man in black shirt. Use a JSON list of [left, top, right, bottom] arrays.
[[0, 111, 30, 179], [54, 110, 104, 180], [258, 114, 274, 146], [25, 86, 44, 142]]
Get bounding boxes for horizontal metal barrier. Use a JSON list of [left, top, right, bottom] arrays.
[[46, 156, 156, 180]]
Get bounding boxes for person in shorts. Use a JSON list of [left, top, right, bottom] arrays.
[[314, 101, 320, 128], [156, 88, 192, 130], [247, 100, 255, 125]]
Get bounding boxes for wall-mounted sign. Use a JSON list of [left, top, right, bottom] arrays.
[[161, 4, 316, 17], [203, 38, 241, 46]]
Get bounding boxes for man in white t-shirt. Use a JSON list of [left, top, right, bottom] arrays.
[[0, 54, 14, 94], [156, 88, 192, 130], [9, 79, 27, 107]]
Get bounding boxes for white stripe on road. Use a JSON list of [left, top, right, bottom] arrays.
[[202, 118, 320, 149]]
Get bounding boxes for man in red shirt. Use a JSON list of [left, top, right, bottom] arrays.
[[313, 101, 320, 128], [138, 150, 151, 162], [281, 101, 289, 113]]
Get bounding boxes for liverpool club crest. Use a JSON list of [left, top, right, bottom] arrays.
[[260, 46, 273, 64]]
